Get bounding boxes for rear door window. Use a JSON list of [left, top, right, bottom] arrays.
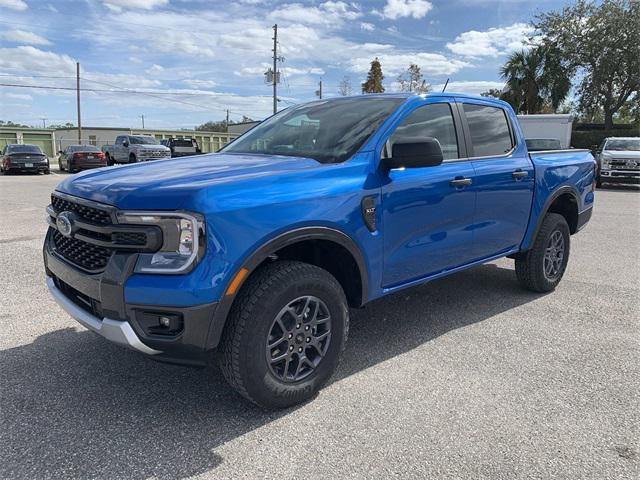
[[463, 104, 513, 157]]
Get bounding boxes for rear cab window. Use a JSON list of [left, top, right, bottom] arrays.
[[462, 103, 514, 157]]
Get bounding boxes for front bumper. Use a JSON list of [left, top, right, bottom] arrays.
[[600, 169, 640, 184], [44, 230, 219, 366], [47, 276, 160, 355]]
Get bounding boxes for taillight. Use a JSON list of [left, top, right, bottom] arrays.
[[73, 152, 82, 159], [96, 152, 105, 159]]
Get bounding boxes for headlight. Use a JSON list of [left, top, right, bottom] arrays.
[[116, 211, 205, 274]]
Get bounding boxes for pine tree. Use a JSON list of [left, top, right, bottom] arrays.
[[361, 58, 385, 94]]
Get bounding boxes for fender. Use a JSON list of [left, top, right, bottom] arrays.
[[521, 185, 580, 252], [205, 226, 369, 350]]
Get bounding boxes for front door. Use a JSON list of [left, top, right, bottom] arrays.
[[459, 101, 535, 259], [381, 100, 477, 288]]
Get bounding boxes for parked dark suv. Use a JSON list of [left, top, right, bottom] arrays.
[[161, 138, 201, 157], [1, 144, 50, 174]]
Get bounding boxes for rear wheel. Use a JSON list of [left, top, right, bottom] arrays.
[[106, 154, 114, 166], [515, 213, 570, 292], [219, 260, 349, 409]]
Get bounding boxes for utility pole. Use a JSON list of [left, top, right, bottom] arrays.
[[272, 24, 278, 115], [316, 79, 323, 99], [40, 117, 47, 128], [139, 114, 145, 129], [76, 62, 82, 144], [226, 109, 230, 132]]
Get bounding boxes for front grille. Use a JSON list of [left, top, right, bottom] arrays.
[[112, 231, 147, 246], [140, 150, 169, 158], [53, 230, 111, 272], [51, 195, 112, 225]]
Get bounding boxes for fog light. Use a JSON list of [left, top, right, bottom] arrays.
[[135, 311, 184, 338]]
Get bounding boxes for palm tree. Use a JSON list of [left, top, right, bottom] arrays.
[[500, 49, 545, 114], [500, 47, 571, 114]]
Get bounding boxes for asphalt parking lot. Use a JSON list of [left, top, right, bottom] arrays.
[[1, 168, 638, 479]]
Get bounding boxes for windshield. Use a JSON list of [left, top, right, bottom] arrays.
[[605, 139, 640, 151], [7, 144, 43, 154], [222, 97, 404, 163], [129, 136, 159, 145]]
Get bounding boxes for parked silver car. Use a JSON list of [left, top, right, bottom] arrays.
[[595, 137, 640, 187]]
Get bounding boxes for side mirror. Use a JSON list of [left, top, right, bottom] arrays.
[[385, 138, 444, 170], [123, 141, 129, 147], [58, 150, 64, 154]]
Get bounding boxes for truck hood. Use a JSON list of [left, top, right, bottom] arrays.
[[132, 145, 170, 151], [55, 152, 322, 209], [602, 150, 640, 159]]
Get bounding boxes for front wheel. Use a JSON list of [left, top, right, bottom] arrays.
[[129, 153, 137, 163], [515, 213, 570, 293], [219, 260, 349, 409]]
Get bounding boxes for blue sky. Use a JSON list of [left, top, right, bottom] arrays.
[[0, 0, 569, 129]]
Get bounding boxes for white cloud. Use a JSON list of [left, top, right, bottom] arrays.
[[282, 66, 325, 76], [1, 30, 51, 46], [0, 46, 76, 74], [432, 80, 505, 95], [0, 0, 28, 11], [376, 0, 433, 20], [145, 64, 164, 74], [102, 0, 168, 10], [269, 1, 362, 26], [5, 92, 33, 101], [350, 52, 470, 77], [446, 23, 534, 57], [360, 22, 375, 31], [181, 79, 217, 89]]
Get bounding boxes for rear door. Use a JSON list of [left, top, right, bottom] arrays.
[[381, 99, 477, 288], [458, 101, 534, 259]]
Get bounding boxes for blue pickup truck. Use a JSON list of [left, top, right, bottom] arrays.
[[44, 93, 595, 408]]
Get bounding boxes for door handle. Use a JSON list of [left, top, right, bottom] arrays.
[[449, 177, 473, 187], [512, 169, 528, 180]]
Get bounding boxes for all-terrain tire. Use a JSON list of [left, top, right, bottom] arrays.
[[219, 260, 349, 409], [515, 213, 570, 293]]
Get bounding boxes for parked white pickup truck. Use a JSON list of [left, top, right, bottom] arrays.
[[103, 135, 171, 165]]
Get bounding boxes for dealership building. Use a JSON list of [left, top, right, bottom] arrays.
[[0, 126, 237, 157]]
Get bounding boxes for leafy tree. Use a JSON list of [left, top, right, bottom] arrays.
[[196, 121, 227, 132], [196, 116, 255, 132], [338, 76, 353, 96], [397, 64, 430, 94], [361, 57, 385, 94], [0, 120, 30, 128], [534, 0, 640, 128], [480, 89, 504, 99]]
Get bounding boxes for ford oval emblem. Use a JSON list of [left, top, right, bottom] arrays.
[[56, 211, 75, 237]]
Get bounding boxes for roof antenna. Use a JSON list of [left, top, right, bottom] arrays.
[[442, 78, 449, 93]]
